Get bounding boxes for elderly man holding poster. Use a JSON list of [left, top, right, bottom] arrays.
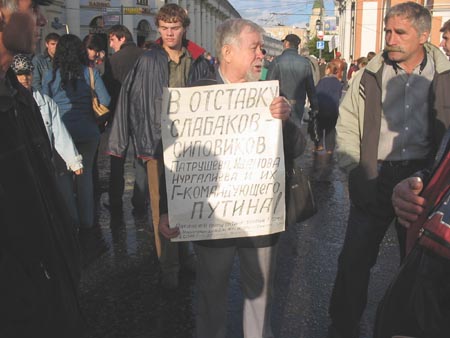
[[159, 19, 305, 338]]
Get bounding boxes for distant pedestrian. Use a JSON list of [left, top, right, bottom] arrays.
[[106, 24, 148, 213], [346, 57, 358, 80], [42, 34, 110, 230], [83, 33, 114, 203], [314, 59, 344, 153], [301, 46, 321, 85], [83, 33, 111, 81], [334, 51, 348, 87], [267, 33, 319, 123], [318, 58, 327, 78], [347, 56, 368, 85]]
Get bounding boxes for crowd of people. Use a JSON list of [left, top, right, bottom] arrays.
[[2, 0, 450, 337]]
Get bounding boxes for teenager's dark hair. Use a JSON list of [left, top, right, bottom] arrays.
[[107, 24, 133, 42], [155, 3, 190, 28], [45, 32, 60, 43], [50, 34, 85, 91], [83, 33, 105, 52]]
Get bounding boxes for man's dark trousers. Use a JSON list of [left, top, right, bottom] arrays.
[[109, 153, 148, 210], [328, 160, 427, 338]]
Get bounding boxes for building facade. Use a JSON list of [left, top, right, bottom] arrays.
[[38, 0, 241, 55], [263, 26, 309, 54], [336, 0, 450, 61]]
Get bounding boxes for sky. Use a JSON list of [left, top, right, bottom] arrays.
[[228, 0, 335, 28]]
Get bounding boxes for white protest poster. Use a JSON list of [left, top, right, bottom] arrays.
[[161, 80, 285, 242]]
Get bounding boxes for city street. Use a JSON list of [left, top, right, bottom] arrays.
[[79, 132, 400, 338]]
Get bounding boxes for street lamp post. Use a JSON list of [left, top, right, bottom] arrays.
[[51, 17, 69, 34], [316, 18, 322, 59]]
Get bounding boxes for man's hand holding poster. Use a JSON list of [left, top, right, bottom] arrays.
[[161, 80, 285, 241]]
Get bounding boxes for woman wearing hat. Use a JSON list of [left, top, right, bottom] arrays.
[[11, 54, 83, 175]]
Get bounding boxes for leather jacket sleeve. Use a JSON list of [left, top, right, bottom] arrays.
[[107, 48, 169, 159]]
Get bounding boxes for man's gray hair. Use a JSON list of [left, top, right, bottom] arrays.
[[384, 1, 431, 35], [215, 18, 264, 62]]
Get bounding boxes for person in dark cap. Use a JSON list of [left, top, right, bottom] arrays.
[[11, 54, 84, 175], [0, 1, 83, 337], [282, 33, 301, 46], [267, 33, 318, 123]]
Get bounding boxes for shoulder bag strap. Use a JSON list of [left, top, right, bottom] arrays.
[[88, 67, 95, 94]]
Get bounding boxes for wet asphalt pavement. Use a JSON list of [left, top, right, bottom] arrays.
[[79, 131, 400, 338]]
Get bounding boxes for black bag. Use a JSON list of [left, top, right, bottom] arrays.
[[374, 246, 450, 338], [285, 165, 317, 225]]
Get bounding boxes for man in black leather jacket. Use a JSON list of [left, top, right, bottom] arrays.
[[106, 24, 147, 213], [0, 1, 82, 337], [107, 3, 213, 289], [267, 34, 319, 123]]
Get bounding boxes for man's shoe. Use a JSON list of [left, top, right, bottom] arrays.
[[79, 227, 109, 267], [103, 201, 123, 215], [131, 198, 148, 213], [131, 205, 147, 217]]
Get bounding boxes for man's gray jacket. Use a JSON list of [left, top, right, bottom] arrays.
[[267, 48, 319, 117], [336, 43, 450, 206]]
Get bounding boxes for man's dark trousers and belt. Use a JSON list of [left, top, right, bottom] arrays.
[[328, 159, 428, 338]]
